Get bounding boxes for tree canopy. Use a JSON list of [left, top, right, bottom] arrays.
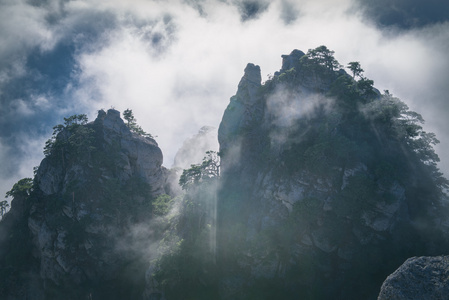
[[0, 201, 9, 217], [43, 114, 94, 158], [347, 61, 364, 78], [123, 109, 154, 138], [179, 151, 220, 190], [5, 178, 33, 199], [306, 45, 342, 71]]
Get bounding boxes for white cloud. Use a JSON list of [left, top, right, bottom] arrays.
[[67, 0, 449, 173], [71, 0, 359, 166], [9, 99, 34, 116], [0, 0, 56, 67], [1, 0, 449, 201]]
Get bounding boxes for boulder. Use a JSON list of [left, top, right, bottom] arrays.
[[378, 256, 449, 300]]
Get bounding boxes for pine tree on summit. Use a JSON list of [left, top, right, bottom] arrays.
[[123, 109, 154, 138], [123, 108, 137, 129], [307, 45, 342, 71]]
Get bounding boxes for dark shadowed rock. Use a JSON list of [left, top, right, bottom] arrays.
[[216, 48, 449, 299], [378, 256, 449, 300], [237, 63, 261, 105], [218, 63, 263, 162], [0, 109, 171, 299], [281, 49, 305, 71]]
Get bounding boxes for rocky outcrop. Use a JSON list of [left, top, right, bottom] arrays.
[[95, 109, 166, 196], [378, 256, 449, 300], [218, 62, 263, 163], [37, 109, 165, 197], [216, 49, 448, 299], [1, 48, 447, 300], [280, 49, 305, 71], [1, 109, 170, 299]]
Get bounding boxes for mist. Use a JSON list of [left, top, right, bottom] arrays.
[[1, 0, 448, 203]]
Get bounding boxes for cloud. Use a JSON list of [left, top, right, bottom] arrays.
[[268, 88, 334, 128], [264, 79, 337, 154], [1, 0, 449, 201], [279, 0, 301, 24], [354, 0, 449, 29], [69, 0, 357, 165], [235, 0, 270, 21], [0, 134, 46, 205], [0, 0, 55, 69], [172, 126, 219, 169]]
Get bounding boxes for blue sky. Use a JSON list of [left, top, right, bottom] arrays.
[[1, 0, 448, 200]]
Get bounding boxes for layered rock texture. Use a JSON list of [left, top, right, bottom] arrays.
[[378, 256, 449, 300]]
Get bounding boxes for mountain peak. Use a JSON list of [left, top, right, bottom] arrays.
[[281, 48, 305, 70], [242, 62, 261, 85]]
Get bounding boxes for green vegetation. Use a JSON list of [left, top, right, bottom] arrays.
[[0, 201, 9, 217], [306, 45, 342, 71], [5, 178, 33, 199], [266, 46, 447, 200], [179, 151, 220, 190], [123, 108, 154, 138], [43, 114, 95, 164], [152, 194, 173, 216], [0, 177, 35, 297], [154, 152, 220, 299], [2, 177, 33, 217], [214, 46, 449, 299], [0, 109, 160, 299], [347, 61, 364, 79]]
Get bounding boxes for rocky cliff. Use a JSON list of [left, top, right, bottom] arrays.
[[0, 109, 171, 299], [1, 47, 448, 300], [216, 48, 449, 299]]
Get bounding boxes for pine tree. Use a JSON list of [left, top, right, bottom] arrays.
[[123, 109, 154, 138]]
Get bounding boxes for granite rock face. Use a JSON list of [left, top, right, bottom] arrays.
[[216, 49, 448, 299], [378, 256, 449, 300], [2, 109, 171, 299], [34, 110, 167, 297], [37, 109, 166, 197], [218, 62, 263, 161], [94, 109, 166, 195]]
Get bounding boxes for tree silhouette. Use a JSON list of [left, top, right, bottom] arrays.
[[307, 45, 342, 71], [0, 200, 9, 217], [123, 109, 154, 138], [348, 61, 364, 79], [179, 151, 220, 190], [5, 178, 33, 199]]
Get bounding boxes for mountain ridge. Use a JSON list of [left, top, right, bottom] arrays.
[[1, 46, 448, 300]]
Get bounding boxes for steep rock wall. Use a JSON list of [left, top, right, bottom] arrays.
[[217, 49, 448, 299], [1, 109, 171, 300]]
